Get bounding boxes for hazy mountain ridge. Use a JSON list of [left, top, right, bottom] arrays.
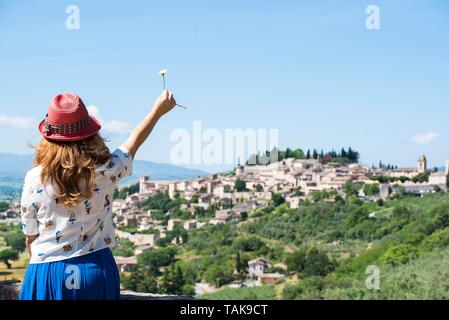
[[0, 153, 208, 199]]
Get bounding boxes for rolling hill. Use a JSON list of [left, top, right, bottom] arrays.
[[0, 152, 208, 199]]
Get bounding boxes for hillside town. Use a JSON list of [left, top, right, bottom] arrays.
[[108, 153, 448, 293], [1, 153, 448, 295]]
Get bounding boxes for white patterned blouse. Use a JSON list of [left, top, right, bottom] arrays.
[[20, 146, 133, 264]]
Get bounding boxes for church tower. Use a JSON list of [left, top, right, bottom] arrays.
[[417, 155, 427, 174], [235, 157, 244, 176]]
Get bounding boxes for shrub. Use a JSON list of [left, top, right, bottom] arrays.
[[282, 276, 328, 300], [286, 246, 335, 277], [380, 244, 418, 267], [420, 227, 449, 251]]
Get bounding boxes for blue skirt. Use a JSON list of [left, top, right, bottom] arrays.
[[19, 248, 120, 300]]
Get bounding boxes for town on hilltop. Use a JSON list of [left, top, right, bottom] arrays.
[[1, 149, 448, 296], [105, 150, 449, 292]]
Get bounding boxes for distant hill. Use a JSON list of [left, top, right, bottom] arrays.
[[0, 152, 208, 199], [120, 160, 207, 185], [0, 153, 35, 180]]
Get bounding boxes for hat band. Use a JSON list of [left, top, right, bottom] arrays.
[[43, 114, 90, 135]]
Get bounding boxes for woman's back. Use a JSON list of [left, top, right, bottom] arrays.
[[22, 147, 132, 264]]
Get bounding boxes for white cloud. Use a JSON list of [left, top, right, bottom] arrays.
[[87, 105, 132, 134], [102, 120, 133, 134], [409, 132, 440, 145], [0, 107, 132, 135], [0, 114, 37, 129], [87, 105, 100, 119]]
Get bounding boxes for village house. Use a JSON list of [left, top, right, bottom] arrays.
[[183, 219, 197, 230], [115, 230, 159, 247], [123, 214, 138, 227], [126, 194, 140, 210], [286, 196, 301, 209], [167, 218, 183, 231], [215, 209, 234, 222], [112, 199, 126, 212], [429, 171, 447, 186], [248, 258, 272, 278], [2, 209, 19, 219], [258, 273, 284, 285], [139, 176, 170, 194]]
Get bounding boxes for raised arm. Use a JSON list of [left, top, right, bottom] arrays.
[[122, 90, 176, 159]]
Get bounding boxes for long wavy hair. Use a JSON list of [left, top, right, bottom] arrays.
[[33, 134, 111, 207]]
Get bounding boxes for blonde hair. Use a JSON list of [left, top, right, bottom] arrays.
[[34, 134, 111, 207]]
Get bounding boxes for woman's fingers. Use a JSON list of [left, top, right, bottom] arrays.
[[167, 91, 176, 108]]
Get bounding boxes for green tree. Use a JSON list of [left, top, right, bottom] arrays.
[[204, 264, 233, 288], [190, 195, 199, 204], [421, 227, 449, 251], [292, 148, 304, 159], [363, 184, 380, 196], [0, 248, 19, 269], [286, 246, 335, 277], [412, 171, 430, 183], [161, 264, 186, 295], [232, 236, 266, 252], [4, 232, 26, 253], [446, 173, 449, 189], [111, 238, 136, 257], [346, 207, 369, 226], [235, 250, 243, 273], [234, 178, 247, 192], [137, 247, 177, 276], [380, 244, 418, 267], [286, 248, 306, 273], [122, 268, 159, 293], [344, 181, 359, 197], [347, 147, 359, 163], [272, 193, 286, 207], [141, 191, 177, 212], [0, 201, 9, 212]]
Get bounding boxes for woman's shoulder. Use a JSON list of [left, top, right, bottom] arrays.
[[24, 165, 42, 183]]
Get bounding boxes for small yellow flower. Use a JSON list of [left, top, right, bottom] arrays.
[[159, 69, 168, 76]]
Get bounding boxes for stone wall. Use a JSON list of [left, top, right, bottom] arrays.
[[0, 283, 193, 300]]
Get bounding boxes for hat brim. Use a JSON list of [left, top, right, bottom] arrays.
[[38, 115, 102, 142]]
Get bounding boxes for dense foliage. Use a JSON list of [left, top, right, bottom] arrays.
[[121, 183, 449, 299], [246, 147, 359, 165], [113, 183, 139, 200]]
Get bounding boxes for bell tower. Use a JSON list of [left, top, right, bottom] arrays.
[[417, 155, 427, 174]]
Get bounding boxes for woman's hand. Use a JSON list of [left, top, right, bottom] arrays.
[[26, 234, 39, 257], [152, 90, 177, 118]]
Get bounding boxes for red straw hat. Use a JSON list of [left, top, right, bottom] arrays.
[[38, 92, 101, 142]]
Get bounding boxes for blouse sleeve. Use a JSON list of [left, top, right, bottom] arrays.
[[108, 146, 133, 183], [20, 172, 40, 236]]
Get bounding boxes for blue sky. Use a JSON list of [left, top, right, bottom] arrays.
[[0, 0, 448, 173]]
